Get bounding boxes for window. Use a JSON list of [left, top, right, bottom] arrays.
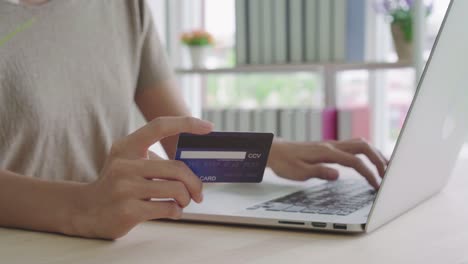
[[203, 0, 322, 110], [336, 0, 450, 152], [159, 0, 451, 152], [383, 0, 450, 150], [205, 73, 322, 109], [204, 0, 235, 68]]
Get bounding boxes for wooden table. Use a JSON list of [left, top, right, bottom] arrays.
[[1, 158, 467, 264]]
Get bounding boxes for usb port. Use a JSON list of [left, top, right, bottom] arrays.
[[333, 224, 347, 230], [311, 222, 327, 228]]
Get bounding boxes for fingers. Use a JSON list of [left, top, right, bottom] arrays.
[[333, 139, 387, 178], [107, 159, 203, 203], [320, 146, 380, 189], [378, 149, 390, 164], [135, 159, 203, 203], [140, 201, 183, 221], [298, 163, 340, 181], [139, 180, 192, 208], [114, 116, 213, 158]]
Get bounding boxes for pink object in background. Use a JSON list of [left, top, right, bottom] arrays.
[[322, 108, 338, 140], [338, 106, 371, 141]]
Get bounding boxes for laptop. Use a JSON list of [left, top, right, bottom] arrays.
[[180, 0, 468, 233]]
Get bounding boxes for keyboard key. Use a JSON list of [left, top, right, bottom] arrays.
[[336, 211, 350, 216], [264, 203, 291, 211], [317, 210, 340, 215], [282, 206, 306, 212], [300, 208, 321, 214]]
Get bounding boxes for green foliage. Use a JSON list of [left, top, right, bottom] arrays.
[[205, 73, 321, 108], [182, 37, 211, 47], [392, 9, 413, 42], [180, 30, 214, 47], [388, 5, 432, 43]]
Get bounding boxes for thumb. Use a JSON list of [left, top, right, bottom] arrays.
[[123, 116, 213, 158]]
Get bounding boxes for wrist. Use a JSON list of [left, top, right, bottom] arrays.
[[267, 138, 284, 168], [60, 182, 96, 238]]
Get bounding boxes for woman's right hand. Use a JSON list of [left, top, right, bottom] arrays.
[[72, 117, 213, 239]]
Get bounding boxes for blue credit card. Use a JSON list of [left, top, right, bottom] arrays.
[[175, 132, 274, 183]]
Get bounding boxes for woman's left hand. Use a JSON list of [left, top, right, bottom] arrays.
[[267, 138, 389, 189]]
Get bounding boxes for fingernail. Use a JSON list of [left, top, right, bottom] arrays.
[[373, 182, 380, 190], [197, 192, 204, 203], [327, 170, 339, 180], [201, 121, 214, 130]]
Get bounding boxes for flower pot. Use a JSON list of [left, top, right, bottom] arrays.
[[391, 23, 413, 61], [188, 46, 210, 68]]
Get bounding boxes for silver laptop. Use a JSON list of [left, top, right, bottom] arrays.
[[180, 0, 468, 233]]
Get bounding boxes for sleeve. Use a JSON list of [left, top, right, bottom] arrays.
[[136, 0, 175, 92]]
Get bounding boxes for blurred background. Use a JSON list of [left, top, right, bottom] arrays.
[[145, 0, 453, 156]]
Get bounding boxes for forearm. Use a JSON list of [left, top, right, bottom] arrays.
[[135, 80, 192, 159], [0, 170, 86, 236]]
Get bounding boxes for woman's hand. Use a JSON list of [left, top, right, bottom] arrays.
[[73, 117, 213, 239], [267, 138, 389, 189]]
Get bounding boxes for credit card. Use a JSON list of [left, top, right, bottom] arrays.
[[175, 132, 274, 183]]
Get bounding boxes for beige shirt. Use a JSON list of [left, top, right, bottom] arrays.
[[0, 0, 173, 182]]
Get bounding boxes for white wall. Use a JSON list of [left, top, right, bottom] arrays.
[[146, 0, 167, 45]]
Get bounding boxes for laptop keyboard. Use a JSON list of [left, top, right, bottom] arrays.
[[247, 179, 376, 216]]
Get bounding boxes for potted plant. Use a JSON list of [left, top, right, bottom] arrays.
[[180, 29, 215, 68], [375, 0, 433, 61]]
